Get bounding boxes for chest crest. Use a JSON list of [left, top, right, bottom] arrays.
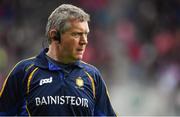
[[75, 77, 84, 89]]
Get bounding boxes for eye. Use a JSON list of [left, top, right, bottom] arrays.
[[71, 32, 89, 39], [71, 32, 81, 38], [84, 32, 89, 37]]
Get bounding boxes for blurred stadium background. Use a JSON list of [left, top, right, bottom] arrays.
[[1, 0, 180, 115]]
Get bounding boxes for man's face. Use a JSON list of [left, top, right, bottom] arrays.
[[59, 20, 89, 63]]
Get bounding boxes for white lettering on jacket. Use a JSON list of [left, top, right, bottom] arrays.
[[35, 96, 88, 108], [39, 77, 53, 86]]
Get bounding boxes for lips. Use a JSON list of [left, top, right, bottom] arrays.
[[77, 48, 83, 51], [76, 48, 84, 54]]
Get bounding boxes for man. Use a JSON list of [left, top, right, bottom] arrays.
[[0, 4, 116, 116]]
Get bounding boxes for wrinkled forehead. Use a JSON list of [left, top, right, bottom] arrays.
[[65, 19, 90, 32]]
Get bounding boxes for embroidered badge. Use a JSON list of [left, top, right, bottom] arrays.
[[76, 77, 84, 89]]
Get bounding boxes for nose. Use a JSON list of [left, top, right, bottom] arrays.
[[80, 34, 88, 45]]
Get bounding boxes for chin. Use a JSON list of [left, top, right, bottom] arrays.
[[76, 55, 83, 60], [73, 53, 84, 61]]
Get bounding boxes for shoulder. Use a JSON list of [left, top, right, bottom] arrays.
[[80, 61, 101, 76], [80, 61, 98, 71], [5, 56, 37, 86], [10, 56, 36, 74]]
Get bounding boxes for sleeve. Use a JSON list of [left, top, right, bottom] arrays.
[[0, 62, 26, 115], [94, 70, 117, 116]]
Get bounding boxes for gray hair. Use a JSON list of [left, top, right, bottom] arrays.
[[45, 4, 90, 42]]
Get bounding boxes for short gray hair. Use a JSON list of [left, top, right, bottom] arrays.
[[45, 4, 90, 41]]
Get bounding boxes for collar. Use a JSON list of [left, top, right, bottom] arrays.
[[34, 48, 84, 70]]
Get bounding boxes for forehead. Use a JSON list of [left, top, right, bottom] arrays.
[[67, 20, 89, 32]]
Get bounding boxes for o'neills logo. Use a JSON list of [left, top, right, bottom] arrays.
[[35, 96, 88, 108]]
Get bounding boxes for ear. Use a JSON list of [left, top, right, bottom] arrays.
[[49, 29, 58, 40]]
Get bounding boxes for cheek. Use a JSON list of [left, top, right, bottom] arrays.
[[63, 40, 77, 51]]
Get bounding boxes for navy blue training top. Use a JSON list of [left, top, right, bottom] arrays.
[[0, 48, 116, 116]]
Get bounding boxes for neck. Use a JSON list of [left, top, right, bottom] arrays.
[[46, 43, 75, 64]]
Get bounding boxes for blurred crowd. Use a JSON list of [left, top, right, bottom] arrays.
[[1, 0, 180, 115]]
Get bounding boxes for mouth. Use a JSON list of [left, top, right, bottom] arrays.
[[76, 48, 84, 54]]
